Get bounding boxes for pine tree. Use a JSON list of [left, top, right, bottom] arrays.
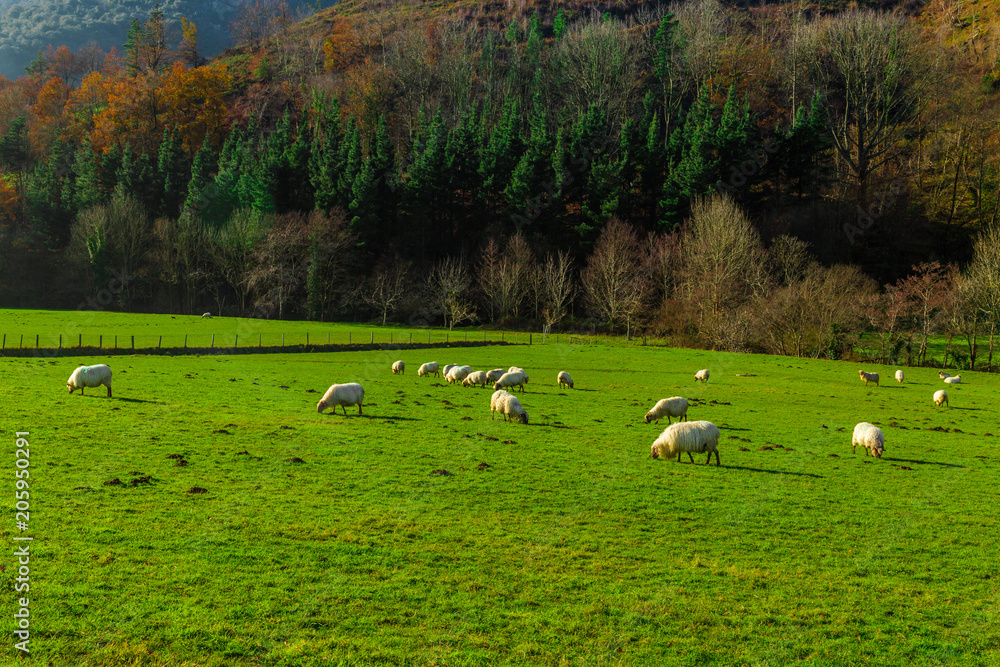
[[183, 136, 217, 216], [337, 119, 362, 211], [157, 127, 188, 218], [310, 104, 344, 211], [479, 98, 522, 207], [505, 91, 552, 226], [553, 9, 568, 39], [72, 138, 103, 213]]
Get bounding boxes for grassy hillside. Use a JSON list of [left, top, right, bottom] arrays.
[[1, 314, 997, 664]]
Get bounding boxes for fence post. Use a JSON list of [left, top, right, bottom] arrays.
[[79, 333, 82, 347], [59, 334, 62, 348], [409, 333, 412, 344], [1, 334, 4, 350], [99, 335, 102, 349], [529, 334, 532, 345], [446, 333, 449, 343], [428, 333, 430, 343], [306, 333, 309, 346], [349, 332, 351, 344], [282, 334, 285, 347], [184, 335, 187, 349], [211, 334, 215, 348], [131, 335, 135, 350], [235, 335, 238, 348], [371, 331, 374, 344], [36, 335, 39, 348], [259, 334, 261, 347], [328, 332, 330, 344], [114, 336, 117, 349], [158, 335, 162, 348]]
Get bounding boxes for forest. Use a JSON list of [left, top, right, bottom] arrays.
[[2, 0, 1000, 368]]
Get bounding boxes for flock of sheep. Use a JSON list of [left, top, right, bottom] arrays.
[[64, 354, 968, 468]]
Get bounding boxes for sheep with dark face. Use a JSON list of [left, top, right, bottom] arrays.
[[852, 422, 885, 458], [490, 390, 528, 424], [694, 369, 710, 383], [67, 364, 113, 397], [934, 390, 948, 407], [317, 383, 364, 416], [392, 360, 405, 375], [651, 420, 720, 466], [557, 371, 574, 389], [858, 370, 880, 386]]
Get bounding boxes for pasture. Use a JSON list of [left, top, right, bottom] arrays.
[[1, 316, 998, 665]]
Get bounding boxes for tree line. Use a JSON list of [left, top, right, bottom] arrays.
[[1, 0, 1000, 367]]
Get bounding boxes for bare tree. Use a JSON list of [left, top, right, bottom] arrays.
[[769, 234, 812, 287], [893, 262, 954, 366], [231, 0, 291, 50], [804, 10, 933, 207], [426, 256, 476, 330], [964, 225, 1000, 369], [538, 250, 576, 329], [306, 209, 356, 322], [210, 208, 270, 316], [581, 218, 648, 336], [249, 213, 310, 319], [359, 260, 411, 325]]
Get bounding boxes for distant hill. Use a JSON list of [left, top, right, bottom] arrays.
[[0, 0, 331, 78]]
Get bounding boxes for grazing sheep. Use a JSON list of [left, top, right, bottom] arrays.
[[446, 365, 473, 385], [392, 360, 405, 375], [506, 367, 529, 384], [442, 364, 458, 377], [944, 375, 962, 384], [858, 370, 880, 386], [66, 364, 113, 397], [644, 397, 689, 425], [694, 369, 710, 383], [490, 390, 529, 424], [417, 362, 440, 378], [316, 383, 364, 416], [463, 371, 490, 388], [852, 422, 885, 458], [650, 420, 720, 466], [486, 368, 506, 383], [201, 312, 212, 318], [934, 389, 949, 408], [493, 371, 528, 393], [557, 371, 574, 389], [895, 370, 904, 383], [939, 371, 952, 379]]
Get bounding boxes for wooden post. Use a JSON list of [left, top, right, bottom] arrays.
[[282, 333, 285, 346], [446, 333, 449, 342], [19, 334, 23, 348], [158, 335, 162, 348], [184, 335, 187, 349], [259, 334, 261, 347], [235, 335, 238, 348], [78, 333, 82, 347], [1, 334, 4, 350], [349, 332, 351, 344], [114, 336, 117, 349], [131, 335, 134, 349], [371, 331, 374, 344], [36, 335, 39, 348], [211, 334, 215, 348], [328, 332, 330, 344], [427, 333, 430, 343], [410, 333, 412, 344], [306, 333, 309, 346], [529, 334, 532, 345], [99, 335, 102, 348], [59, 334, 62, 348]]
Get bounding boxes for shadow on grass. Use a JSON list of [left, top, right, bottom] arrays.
[[364, 414, 420, 422], [723, 465, 824, 478], [111, 396, 164, 404], [884, 457, 965, 468]]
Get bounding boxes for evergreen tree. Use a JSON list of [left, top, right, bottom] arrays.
[[72, 138, 103, 213], [337, 119, 363, 211], [309, 104, 345, 211], [505, 91, 552, 226], [479, 98, 522, 207], [157, 127, 188, 218], [99, 145, 122, 196], [553, 9, 568, 39], [183, 136, 217, 216]]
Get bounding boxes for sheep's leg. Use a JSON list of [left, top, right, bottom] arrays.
[[106, 384, 112, 398], [80, 387, 84, 395], [357, 404, 362, 415], [712, 450, 720, 466], [341, 405, 348, 416], [676, 452, 681, 462], [687, 452, 695, 463]]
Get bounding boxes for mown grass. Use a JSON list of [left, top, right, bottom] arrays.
[[1, 315, 998, 665]]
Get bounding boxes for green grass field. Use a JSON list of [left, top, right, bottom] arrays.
[[1, 312, 998, 665]]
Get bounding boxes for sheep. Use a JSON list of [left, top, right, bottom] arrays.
[[934, 389, 949, 408], [507, 367, 530, 384], [66, 364, 113, 397], [694, 369, 710, 383], [557, 371, 574, 389], [650, 420, 720, 466], [316, 383, 364, 416], [938, 371, 952, 379], [201, 312, 212, 318], [446, 365, 473, 385], [463, 371, 490, 388], [442, 364, 458, 377], [493, 371, 528, 393], [858, 370, 880, 386], [486, 368, 506, 383], [852, 422, 885, 458], [944, 375, 962, 384], [417, 362, 440, 378], [644, 397, 689, 425], [490, 390, 529, 424], [895, 370, 904, 383], [392, 360, 405, 375]]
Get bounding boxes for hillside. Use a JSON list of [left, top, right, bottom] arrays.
[[0, 0, 333, 79]]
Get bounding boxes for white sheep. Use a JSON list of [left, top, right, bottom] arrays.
[[446, 365, 473, 384], [442, 364, 458, 377], [490, 389, 529, 424], [463, 371, 490, 388], [858, 370, 880, 386], [852, 422, 885, 458], [486, 369, 506, 383], [201, 312, 212, 318], [934, 389, 949, 407], [650, 420, 720, 466], [316, 383, 365, 416], [895, 370, 904, 383], [944, 375, 962, 384], [66, 364, 113, 397], [694, 369, 710, 383], [644, 397, 689, 425], [493, 371, 528, 393], [417, 362, 440, 377], [508, 366, 525, 374], [392, 360, 405, 375], [938, 371, 952, 379], [557, 371, 574, 389]]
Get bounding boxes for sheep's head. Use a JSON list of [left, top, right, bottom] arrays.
[[316, 400, 327, 414], [67, 383, 75, 394], [871, 443, 884, 458], [857, 370, 864, 377], [493, 381, 502, 391], [644, 413, 652, 423], [518, 412, 528, 425], [650, 444, 659, 459]]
